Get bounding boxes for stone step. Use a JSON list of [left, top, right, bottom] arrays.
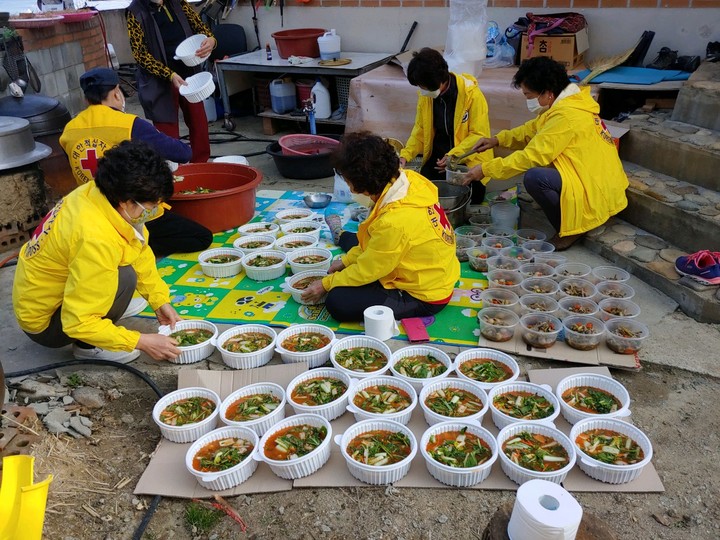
[[671, 61, 720, 131], [519, 201, 720, 324], [621, 161, 720, 254], [618, 111, 719, 192]]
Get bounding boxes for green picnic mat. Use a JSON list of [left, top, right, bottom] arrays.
[[140, 188, 495, 347]]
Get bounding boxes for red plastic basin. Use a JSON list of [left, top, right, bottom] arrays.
[[170, 162, 263, 233], [271, 28, 325, 59]]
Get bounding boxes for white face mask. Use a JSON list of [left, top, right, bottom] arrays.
[[527, 97, 549, 114], [419, 88, 441, 99], [119, 91, 126, 113]]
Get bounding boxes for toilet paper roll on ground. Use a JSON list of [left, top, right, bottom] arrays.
[[507, 479, 583, 540], [363, 306, 399, 341]]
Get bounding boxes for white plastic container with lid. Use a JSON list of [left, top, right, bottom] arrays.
[[270, 78, 296, 114], [317, 29, 341, 60], [311, 79, 332, 119]]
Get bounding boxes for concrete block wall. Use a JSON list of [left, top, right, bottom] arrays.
[[12, 17, 109, 116]]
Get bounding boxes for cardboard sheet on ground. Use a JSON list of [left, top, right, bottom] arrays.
[[477, 331, 641, 370], [137, 365, 662, 498], [134, 363, 307, 498], [527, 366, 664, 493]]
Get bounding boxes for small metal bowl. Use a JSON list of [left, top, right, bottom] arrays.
[[303, 193, 332, 209]]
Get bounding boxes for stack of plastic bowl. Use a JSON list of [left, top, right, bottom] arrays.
[[490, 202, 520, 230]]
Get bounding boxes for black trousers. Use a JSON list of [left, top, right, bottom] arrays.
[[523, 167, 563, 233], [325, 280, 448, 323], [146, 211, 213, 257], [24, 266, 136, 349]]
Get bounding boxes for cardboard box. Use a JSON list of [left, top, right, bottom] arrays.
[[520, 28, 590, 69]]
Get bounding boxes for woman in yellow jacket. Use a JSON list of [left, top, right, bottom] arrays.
[[463, 57, 628, 250], [12, 141, 183, 363], [303, 132, 460, 322], [399, 48, 493, 203]]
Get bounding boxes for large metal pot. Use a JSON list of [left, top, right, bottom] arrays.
[[434, 181, 470, 210], [0, 95, 75, 195], [0, 95, 71, 136]]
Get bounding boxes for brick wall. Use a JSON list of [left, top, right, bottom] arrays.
[[305, 0, 718, 6], [11, 16, 109, 116]]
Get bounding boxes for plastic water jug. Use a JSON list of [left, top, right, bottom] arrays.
[[311, 79, 332, 119], [270, 78, 296, 114], [318, 29, 341, 61]]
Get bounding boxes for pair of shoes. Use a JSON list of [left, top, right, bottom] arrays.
[[72, 344, 141, 364], [121, 295, 149, 319], [646, 47, 678, 70], [675, 250, 720, 284], [549, 233, 583, 252]]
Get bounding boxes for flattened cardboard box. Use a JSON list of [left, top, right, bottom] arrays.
[[137, 364, 662, 498]]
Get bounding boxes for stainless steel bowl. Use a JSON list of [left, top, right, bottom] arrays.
[[304, 193, 332, 209]]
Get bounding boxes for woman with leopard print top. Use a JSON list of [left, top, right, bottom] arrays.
[[126, 0, 215, 162]]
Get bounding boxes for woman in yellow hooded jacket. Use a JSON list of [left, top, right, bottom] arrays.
[[303, 132, 460, 322], [463, 57, 629, 250], [12, 141, 183, 363], [399, 48, 493, 203]]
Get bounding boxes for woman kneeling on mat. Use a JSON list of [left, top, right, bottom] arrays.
[[462, 57, 629, 251], [302, 132, 460, 322]]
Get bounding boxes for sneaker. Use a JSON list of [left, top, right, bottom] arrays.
[[72, 344, 141, 364], [675, 250, 720, 284], [121, 296, 149, 319]]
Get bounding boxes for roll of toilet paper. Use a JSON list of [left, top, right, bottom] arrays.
[[363, 306, 399, 341], [507, 479, 583, 540]]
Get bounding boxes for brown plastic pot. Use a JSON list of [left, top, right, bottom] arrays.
[[171, 162, 263, 232]]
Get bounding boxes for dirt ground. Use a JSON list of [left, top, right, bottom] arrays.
[[8, 354, 716, 540]]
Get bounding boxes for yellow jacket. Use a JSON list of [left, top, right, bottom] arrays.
[[400, 72, 494, 175], [12, 182, 170, 351], [483, 85, 629, 236], [322, 170, 460, 303], [59, 105, 135, 185]]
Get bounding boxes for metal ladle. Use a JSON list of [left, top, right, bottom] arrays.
[[447, 148, 476, 171]]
